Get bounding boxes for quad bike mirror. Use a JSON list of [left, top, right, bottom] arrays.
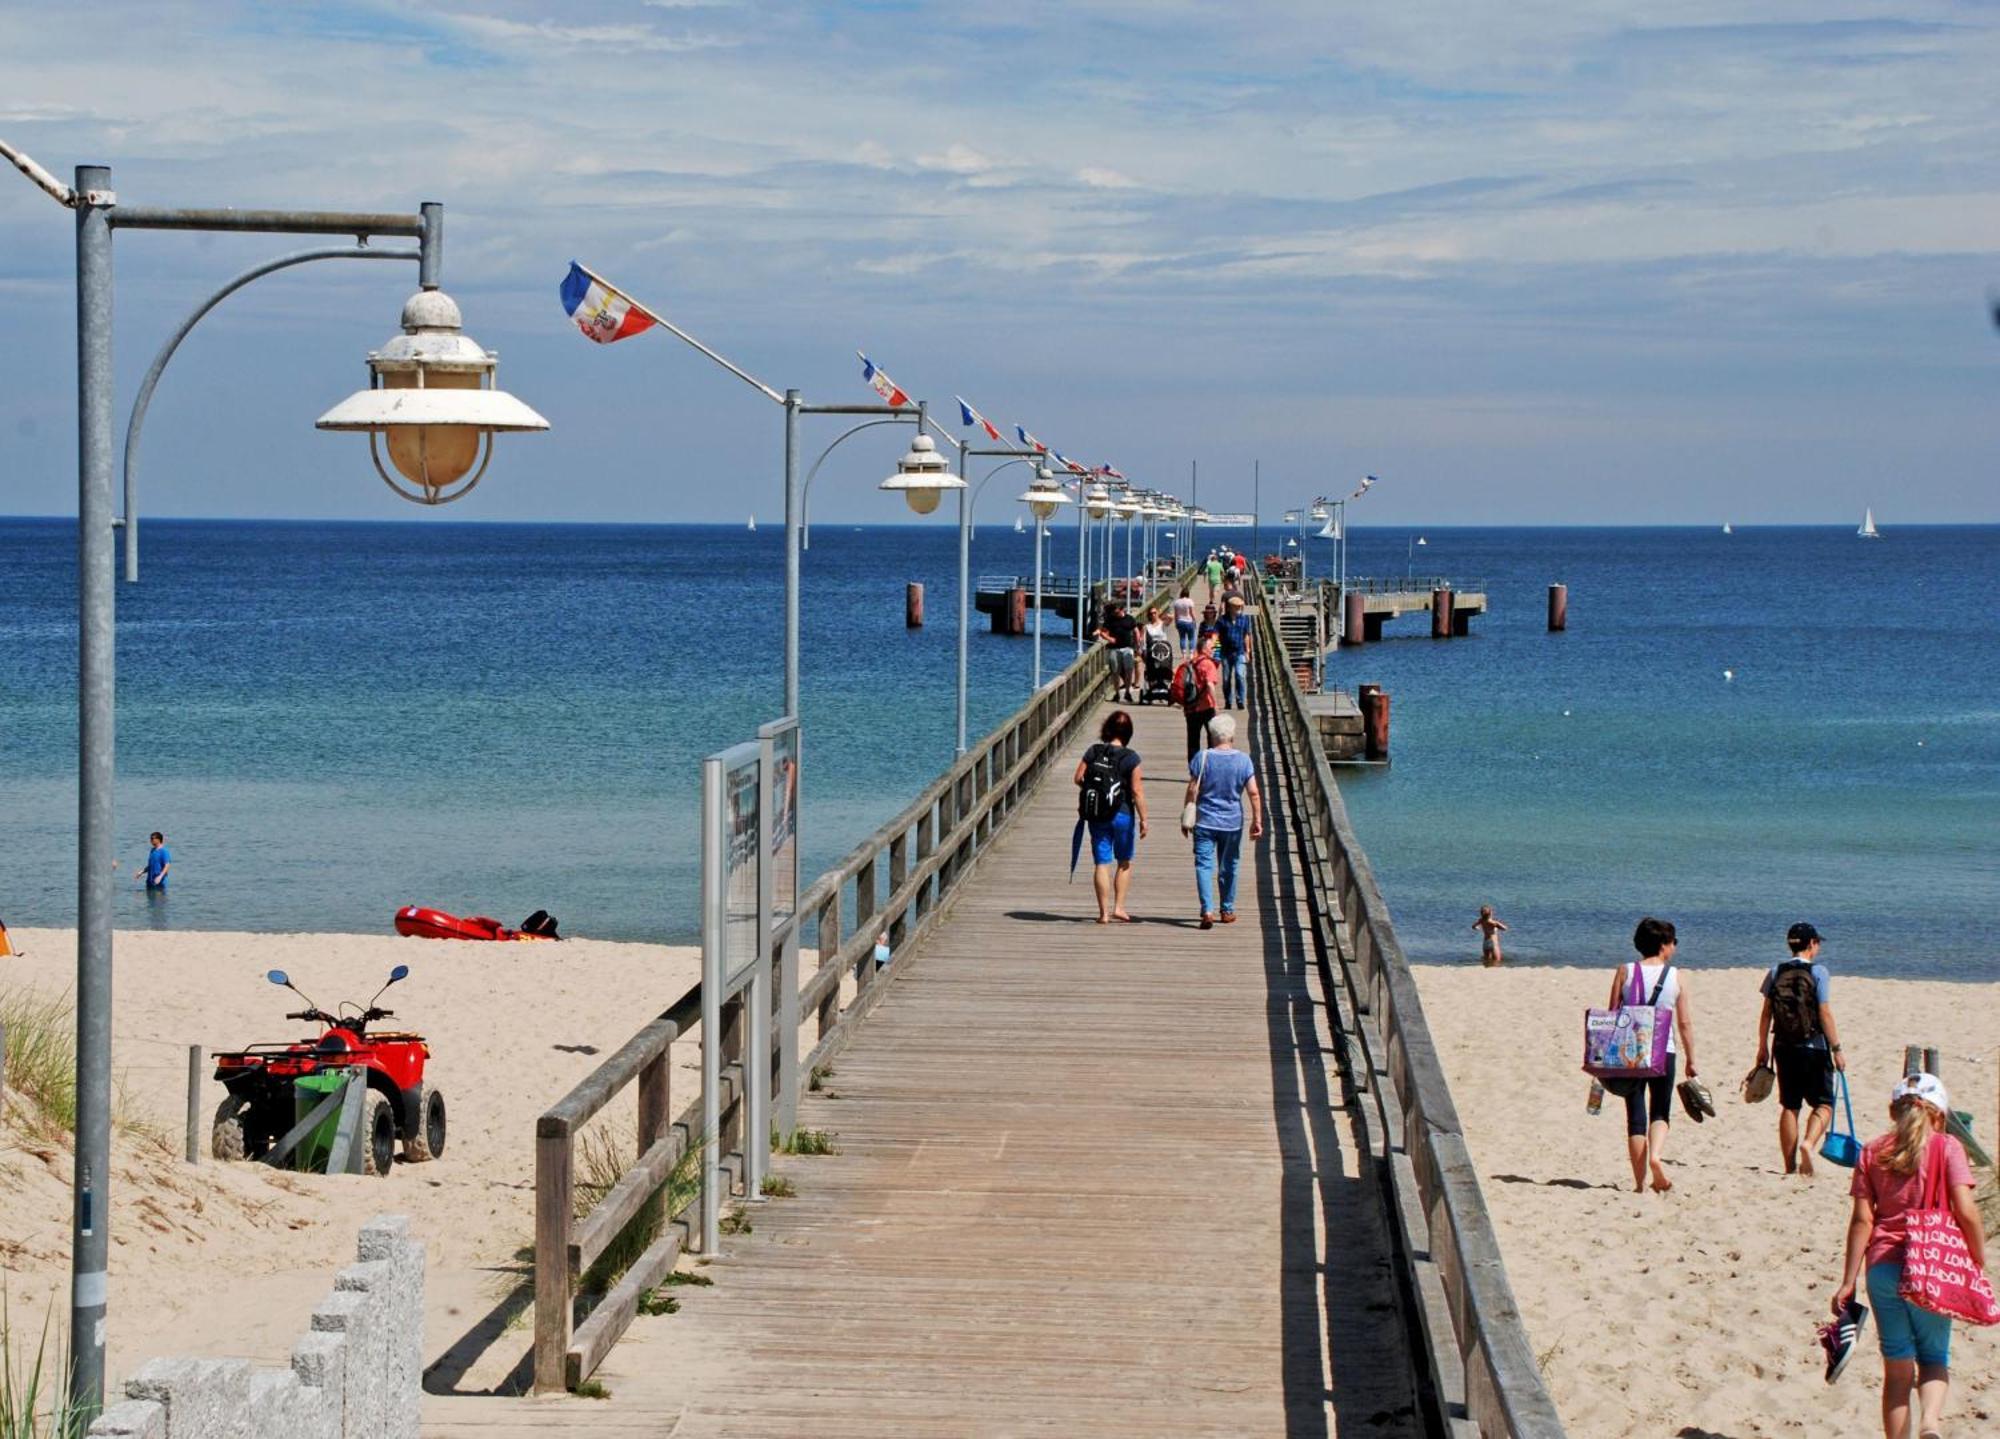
[[389, 964, 410, 983], [267, 970, 289, 986]]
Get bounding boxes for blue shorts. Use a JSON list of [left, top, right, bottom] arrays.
[[1088, 810, 1135, 865], [1868, 1261, 1953, 1366]]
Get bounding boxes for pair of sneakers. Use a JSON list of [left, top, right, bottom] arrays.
[[1819, 1299, 1868, 1384]]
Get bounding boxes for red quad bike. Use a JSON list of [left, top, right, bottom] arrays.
[[210, 964, 445, 1177]]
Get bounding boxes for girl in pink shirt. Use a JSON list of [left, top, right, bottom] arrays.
[[1830, 1073, 1988, 1439]]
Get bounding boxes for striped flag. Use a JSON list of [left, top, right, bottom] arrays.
[[559, 262, 657, 344], [1015, 425, 1047, 454], [956, 396, 1004, 443], [1097, 463, 1126, 480], [1050, 449, 1089, 476], [858, 353, 910, 407]]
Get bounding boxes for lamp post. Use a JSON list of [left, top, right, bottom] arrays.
[[1017, 469, 1072, 688], [1083, 481, 1113, 629], [933, 434, 1047, 751], [2, 143, 545, 1416]]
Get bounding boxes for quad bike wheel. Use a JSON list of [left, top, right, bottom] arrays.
[[360, 1090, 397, 1177], [403, 1083, 447, 1162], [212, 1094, 259, 1162]]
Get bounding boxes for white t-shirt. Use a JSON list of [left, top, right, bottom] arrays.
[[1172, 597, 1197, 623], [1626, 961, 1680, 1053]]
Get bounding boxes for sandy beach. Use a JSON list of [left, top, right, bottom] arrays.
[[0, 927, 702, 1397], [1413, 961, 1999, 1437]]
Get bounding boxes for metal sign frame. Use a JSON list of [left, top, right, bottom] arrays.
[[700, 738, 764, 1253], [758, 717, 802, 1136]]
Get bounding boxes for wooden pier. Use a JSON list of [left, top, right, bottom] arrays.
[[425, 576, 1561, 1438]]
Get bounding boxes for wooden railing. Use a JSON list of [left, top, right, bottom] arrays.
[[530, 575, 1193, 1394], [1249, 605, 1566, 1438]]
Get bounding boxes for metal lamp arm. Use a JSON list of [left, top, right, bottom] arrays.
[[799, 415, 913, 549], [120, 244, 419, 580]]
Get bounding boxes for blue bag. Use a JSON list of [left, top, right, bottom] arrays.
[[1820, 1069, 1862, 1168]]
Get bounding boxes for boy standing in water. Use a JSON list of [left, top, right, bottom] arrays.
[[1472, 905, 1507, 965], [137, 832, 172, 892]]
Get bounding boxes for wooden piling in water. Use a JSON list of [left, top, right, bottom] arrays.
[[1364, 688, 1391, 759], [905, 582, 924, 628], [1431, 588, 1453, 639], [1343, 588, 1367, 647], [1548, 583, 1568, 631]]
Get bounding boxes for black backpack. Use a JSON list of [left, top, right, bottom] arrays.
[[1769, 960, 1823, 1046], [1078, 744, 1125, 822]]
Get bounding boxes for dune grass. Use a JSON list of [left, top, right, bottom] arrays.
[[0, 1288, 88, 1439], [0, 989, 78, 1136]]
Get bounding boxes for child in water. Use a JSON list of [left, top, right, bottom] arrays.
[[1472, 905, 1508, 967]]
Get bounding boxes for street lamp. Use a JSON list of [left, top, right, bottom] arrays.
[[1017, 468, 1072, 688], [316, 288, 548, 504], [1, 141, 543, 1417], [877, 431, 964, 514]]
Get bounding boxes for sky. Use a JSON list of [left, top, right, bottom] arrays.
[[1, 0, 1997, 527]]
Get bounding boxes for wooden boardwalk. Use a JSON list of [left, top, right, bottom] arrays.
[[433, 684, 1419, 1436]]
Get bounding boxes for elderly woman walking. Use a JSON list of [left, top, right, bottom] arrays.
[[1181, 712, 1261, 929]]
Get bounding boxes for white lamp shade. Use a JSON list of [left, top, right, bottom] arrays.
[[878, 433, 965, 514]]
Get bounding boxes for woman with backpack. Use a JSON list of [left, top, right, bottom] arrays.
[[1072, 709, 1148, 924], [1827, 1073, 1990, 1437], [1171, 633, 1222, 761]]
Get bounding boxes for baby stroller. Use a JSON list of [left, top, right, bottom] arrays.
[[1138, 636, 1176, 705]]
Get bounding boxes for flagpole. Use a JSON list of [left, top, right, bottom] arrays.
[[573, 262, 783, 404]]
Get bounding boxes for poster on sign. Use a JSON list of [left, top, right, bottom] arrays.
[[760, 718, 800, 927], [720, 744, 762, 990]]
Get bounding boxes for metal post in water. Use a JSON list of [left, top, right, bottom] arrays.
[[72, 161, 116, 1417], [1548, 583, 1568, 632]]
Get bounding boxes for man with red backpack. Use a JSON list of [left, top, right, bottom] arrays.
[[1754, 921, 1846, 1177], [1169, 633, 1222, 762]]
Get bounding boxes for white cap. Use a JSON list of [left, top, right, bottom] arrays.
[[1892, 1072, 1950, 1114]]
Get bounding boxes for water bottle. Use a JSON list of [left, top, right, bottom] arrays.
[[1586, 1080, 1605, 1116]]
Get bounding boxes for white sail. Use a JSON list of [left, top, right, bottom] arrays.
[[747, 514, 757, 532], [1858, 508, 1879, 539], [1014, 515, 1025, 533], [1722, 522, 1732, 535]]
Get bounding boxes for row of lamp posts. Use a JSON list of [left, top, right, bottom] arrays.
[[1, 136, 1203, 1416]]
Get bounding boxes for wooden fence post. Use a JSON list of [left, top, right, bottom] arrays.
[[185, 1044, 202, 1164], [534, 1120, 575, 1389]]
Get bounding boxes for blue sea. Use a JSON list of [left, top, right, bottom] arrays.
[[2, 518, 1994, 978]]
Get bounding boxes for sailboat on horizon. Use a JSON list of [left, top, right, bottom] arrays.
[[747, 514, 757, 532], [1858, 507, 1880, 540], [1722, 522, 1733, 535], [1014, 515, 1025, 533]]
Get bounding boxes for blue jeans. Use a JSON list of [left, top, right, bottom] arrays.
[[1176, 620, 1196, 649], [1221, 652, 1247, 707], [1868, 1261, 1953, 1366], [1192, 826, 1243, 916]]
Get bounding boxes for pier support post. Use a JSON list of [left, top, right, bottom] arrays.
[[1430, 588, 1453, 639], [1358, 685, 1390, 760], [1343, 588, 1366, 647], [1548, 583, 1567, 632], [1005, 586, 1026, 636], [905, 582, 924, 629]]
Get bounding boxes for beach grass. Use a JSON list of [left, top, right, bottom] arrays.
[[0, 1288, 87, 1439], [0, 988, 78, 1136], [777, 1128, 836, 1156]]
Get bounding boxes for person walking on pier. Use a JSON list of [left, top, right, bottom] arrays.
[[1171, 588, 1198, 652], [1172, 632, 1222, 761], [1217, 595, 1252, 710], [1095, 602, 1140, 704], [1754, 921, 1845, 1178], [1204, 551, 1223, 591], [1607, 917, 1698, 1194], [1182, 713, 1261, 929], [1073, 709, 1148, 924]]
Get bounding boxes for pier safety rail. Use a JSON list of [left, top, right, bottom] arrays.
[[532, 571, 1185, 1394], [1250, 601, 1564, 1436]]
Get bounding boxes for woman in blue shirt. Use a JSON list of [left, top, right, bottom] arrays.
[[1181, 713, 1261, 928], [1073, 710, 1148, 924]]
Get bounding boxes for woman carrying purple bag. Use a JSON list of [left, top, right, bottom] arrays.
[[1606, 917, 1700, 1194]]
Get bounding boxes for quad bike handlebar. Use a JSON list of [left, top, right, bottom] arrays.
[[284, 1006, 394, 1027]]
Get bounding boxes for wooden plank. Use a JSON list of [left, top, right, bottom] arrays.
[[565, 1223, 686, 1389], [569, 1125, 690, 1274], [531, 1126, 573, 1393]]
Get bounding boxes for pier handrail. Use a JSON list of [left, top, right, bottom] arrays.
[[1250, 604, 1565, 1437], [1340, 574, 1486, 596], [533, 565, 1194, 1393]]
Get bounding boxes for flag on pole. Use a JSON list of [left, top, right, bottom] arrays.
[[956, 396, 1004, 442], [559, 262, 657, 344], [1097, 463, 1126, 480], [1050, 449, 1088, 476], [1015, 425, 1047, 454], [858, 353, 910, 407]]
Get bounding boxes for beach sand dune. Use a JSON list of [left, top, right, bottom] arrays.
[[1413, 962, 1999, 1437], [1, 927, 700, 1394]]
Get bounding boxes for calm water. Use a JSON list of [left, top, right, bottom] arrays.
[[2, 518, 1995, 978], [1329, 525, 1999, 979]]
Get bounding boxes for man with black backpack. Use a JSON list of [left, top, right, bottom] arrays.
[[1754, 921, 1846, 1177]]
